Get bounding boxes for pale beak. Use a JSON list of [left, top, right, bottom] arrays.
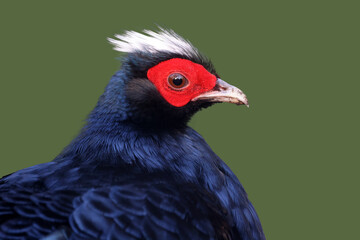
[[192, 79, 249, 107]]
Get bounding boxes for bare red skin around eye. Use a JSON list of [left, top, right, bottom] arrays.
[[147, 58, 217, 107]]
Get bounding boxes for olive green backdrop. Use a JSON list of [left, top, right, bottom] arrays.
[[0, 1, 358, 239]]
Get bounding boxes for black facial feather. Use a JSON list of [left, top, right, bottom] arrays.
[[125, 78, 213, 130], [104, 50, 216, 130]]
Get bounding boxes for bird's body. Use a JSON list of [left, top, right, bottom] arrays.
[[0, 29, 265, 240]]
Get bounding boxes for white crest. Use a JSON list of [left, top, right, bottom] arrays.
[[108, 28, 200, 58]]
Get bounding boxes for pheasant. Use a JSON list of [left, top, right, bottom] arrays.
[[0, 28, 265, 240]]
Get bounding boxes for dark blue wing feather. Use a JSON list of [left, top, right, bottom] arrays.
[[69, 180, 232, 240], [0, 173, 233, 240]]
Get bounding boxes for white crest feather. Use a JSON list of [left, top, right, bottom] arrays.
[[108, 28, 200, 58]]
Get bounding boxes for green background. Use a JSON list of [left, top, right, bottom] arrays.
[[0, 1, 358, 239]]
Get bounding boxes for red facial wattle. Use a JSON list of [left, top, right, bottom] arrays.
[[147, 58, 217, 107]]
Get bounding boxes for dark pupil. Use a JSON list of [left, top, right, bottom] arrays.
[[172, 77, 183, 86]]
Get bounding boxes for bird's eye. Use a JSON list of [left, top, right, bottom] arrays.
[[168, 73, 189, 89]]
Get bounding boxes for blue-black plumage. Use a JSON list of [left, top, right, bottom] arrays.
[[0, 28, 265, 240]]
